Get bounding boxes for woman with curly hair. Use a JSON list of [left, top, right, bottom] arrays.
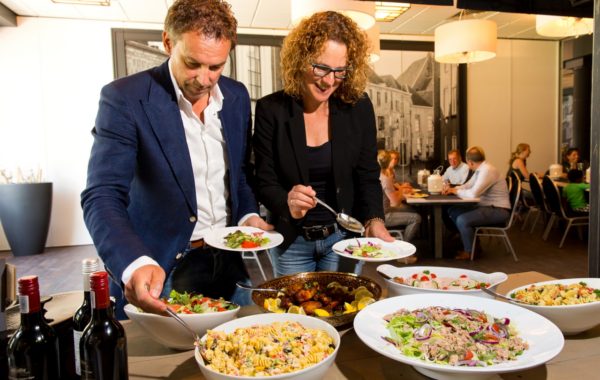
[[252, 11, 394, 277]]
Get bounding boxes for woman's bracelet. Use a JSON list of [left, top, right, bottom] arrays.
[[364, 217, 385, 229]]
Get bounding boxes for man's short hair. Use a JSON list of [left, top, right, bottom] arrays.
[[567, 169, 584, 182], [465, 146, 485, 163], [447, 149, 462, 161]]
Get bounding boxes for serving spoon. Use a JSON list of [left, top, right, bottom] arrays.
[[235, 281, 280, 292], [314, 196, 365, 234], [480, 287, 529, 304], [164, 307, 202, 347]]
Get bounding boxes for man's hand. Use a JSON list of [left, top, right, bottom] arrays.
[[365, 219, 395, 242], [287, 185, 317, 219], [124, 264, 167, 315], [242, 215, 274, 230]]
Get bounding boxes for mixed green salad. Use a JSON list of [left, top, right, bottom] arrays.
[[162, 290, 238, 314], [223, 229, 270, 249], [383, 306, 528, 367], [343, 241, 395, 258]]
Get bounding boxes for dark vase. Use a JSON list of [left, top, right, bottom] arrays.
[[0, 182, 53, 256]]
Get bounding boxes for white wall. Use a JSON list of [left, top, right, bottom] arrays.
[[467, 39, 559, 176], [0, 17, 162, 250]]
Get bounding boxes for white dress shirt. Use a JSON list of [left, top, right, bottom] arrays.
[[442, 162, 469, 185], [456, 161, 511, 209]]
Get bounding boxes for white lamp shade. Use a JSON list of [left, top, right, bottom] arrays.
[[536, 15, 594, 38], [366, 25, 380, 63], [290, 0, 376, 30], [434, 19, 497, 64]]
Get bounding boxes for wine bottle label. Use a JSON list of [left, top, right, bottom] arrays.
[[73, 329, 83, 375], [18, 295, 29, 314], [8, 366, 35, 379]]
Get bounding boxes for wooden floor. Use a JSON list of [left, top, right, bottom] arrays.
[[0, 216, 589, 298]]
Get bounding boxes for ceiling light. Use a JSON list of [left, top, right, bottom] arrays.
[[51, 0, 110, 5], [536, 15, 593, 38], [290, 0, 376, 30], [374, 2, 410, 22], [434, 19, 497, 64], [366, 25, 380, 63]]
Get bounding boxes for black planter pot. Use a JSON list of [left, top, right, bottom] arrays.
[[0, 182, 52, 256]]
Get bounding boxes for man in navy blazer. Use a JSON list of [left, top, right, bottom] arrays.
[[81, 0, 270, 318]]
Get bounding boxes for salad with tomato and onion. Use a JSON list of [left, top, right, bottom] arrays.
[[383, 306, 528, 366], [223, 229, 270, 249], [393, 270, 490, 290], [343, 241, 395, 258], [162, 290, 238, 314]]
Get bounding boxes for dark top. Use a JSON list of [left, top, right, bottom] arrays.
[[304, 142, 336, 226], [252, 90, 384, 248]]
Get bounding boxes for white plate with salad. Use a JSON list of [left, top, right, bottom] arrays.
[[204, 226, 283, 252], [332, 237, 416, 262], [354, 294, 564, 380]]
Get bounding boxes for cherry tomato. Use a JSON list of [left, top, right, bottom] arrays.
[[241, 240, 260, 248]]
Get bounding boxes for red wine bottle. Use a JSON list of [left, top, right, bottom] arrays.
[[7, 275, 61, 379], [80, 271, 128, 379], [72, 258, 100, 378]]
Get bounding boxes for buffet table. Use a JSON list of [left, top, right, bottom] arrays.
[[126, 271, 600, 379]]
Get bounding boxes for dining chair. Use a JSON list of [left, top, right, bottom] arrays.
[[241, 250, 272, 281], [524, 173, 551, 234], [541, 176, 589, 248], [470, 175, 520, 261]]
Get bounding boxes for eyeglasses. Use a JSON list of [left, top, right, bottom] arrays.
[[311, 63, 351, 79]]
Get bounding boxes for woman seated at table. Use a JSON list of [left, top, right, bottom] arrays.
[[377, 150, 422, 243], [562, 147, 588, 175], [508, 143, 536, 181]]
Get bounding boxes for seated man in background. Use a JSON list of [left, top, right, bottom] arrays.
[[442, 149, 470, 186], [443, 147, 511, 260], [563, 169, 590, 214]]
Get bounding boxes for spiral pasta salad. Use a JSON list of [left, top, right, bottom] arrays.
[[200, 321, 335, 376], [384, 307, 528, 367], [510, 282, 600, 306]]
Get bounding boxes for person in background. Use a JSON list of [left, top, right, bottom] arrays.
[[377, 150, 422, 243], [508, 143, 535, 181], [442, 149, 470, 186], [252, 11, 394, 277], [443, 146, 511, 260], [562, 147, 586, 175], [81, 0, 271, 319], [563, 169, 590, 214]]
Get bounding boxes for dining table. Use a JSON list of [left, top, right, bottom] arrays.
[[405, 193, 479, 259], [125, 271, 600, 380]]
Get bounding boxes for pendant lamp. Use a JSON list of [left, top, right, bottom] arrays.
[[536, 15, 593, 38], [434, 19, 497, 64], [290, 0, 376, 30]]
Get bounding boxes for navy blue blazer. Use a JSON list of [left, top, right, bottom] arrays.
[[252, 91, 384, 248], [81, 60, 258, 290]]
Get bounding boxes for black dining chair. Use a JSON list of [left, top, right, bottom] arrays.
[[541, 176, 589, 248], [470, 174, 520, 261], [521, 173, 549, 234]]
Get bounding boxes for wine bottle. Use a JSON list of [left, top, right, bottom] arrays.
[[7, 275, 61, 379], [72, 258, 100, 378], [80, 271, 128, 379]]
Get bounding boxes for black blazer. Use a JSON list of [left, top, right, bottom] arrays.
[[252, 90, 384, 248]]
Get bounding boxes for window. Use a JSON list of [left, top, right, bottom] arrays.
[[247, 45, 261, 100]]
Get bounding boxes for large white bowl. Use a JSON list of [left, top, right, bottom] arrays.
[[354, 294, 564, 380], [195, 313, 340, 380], [506, 278, 600, 335], [377, 264, 507, 299], [124, 303, 240, 350]]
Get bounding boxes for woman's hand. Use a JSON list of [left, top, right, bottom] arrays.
[[287, 185, 317, 219], [365, 219, 395, 242]]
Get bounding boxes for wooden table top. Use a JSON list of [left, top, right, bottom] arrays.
[[125, 271, 600, 380]]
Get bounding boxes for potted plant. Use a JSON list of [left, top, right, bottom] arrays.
[[0, 168, 52, 256]]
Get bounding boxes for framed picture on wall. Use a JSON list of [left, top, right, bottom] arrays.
[[111, 30, 465, 182]]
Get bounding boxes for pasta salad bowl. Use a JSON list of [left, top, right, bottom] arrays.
[[377, 264, 507, 299], [506, 278, 600, 335], [195, 313, 340, 380]]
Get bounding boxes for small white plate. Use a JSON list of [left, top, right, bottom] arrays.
[[332, 237, 416, 262], [204, 226, 283, 252]]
